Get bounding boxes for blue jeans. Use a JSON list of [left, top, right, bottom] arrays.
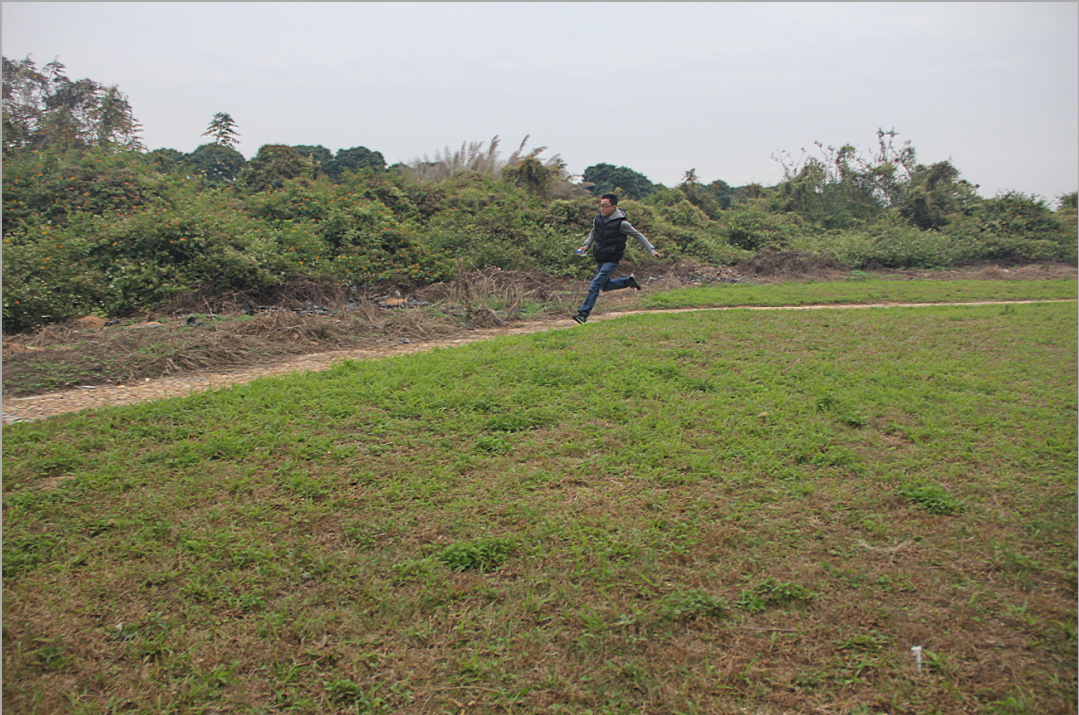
[[577, 261, 634, 318]]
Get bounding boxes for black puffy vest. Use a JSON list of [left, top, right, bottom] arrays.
[[592, 213, 627, 263]]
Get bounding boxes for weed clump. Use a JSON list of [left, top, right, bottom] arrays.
[[898, 481, 965, 515], [437, 537, 516, 572], [658, 590, 728, 621], [737, 578, 818, 612]]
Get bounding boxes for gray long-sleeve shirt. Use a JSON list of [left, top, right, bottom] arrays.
[[582, 207, 656, 254]]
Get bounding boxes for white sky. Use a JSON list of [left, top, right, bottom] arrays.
[[3, 2, 1077, 200]]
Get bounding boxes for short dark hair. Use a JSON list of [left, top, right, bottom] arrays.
[[600, 193, 618, 205]]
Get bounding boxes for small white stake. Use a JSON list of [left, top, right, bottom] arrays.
[[911, 645, 923, 671]]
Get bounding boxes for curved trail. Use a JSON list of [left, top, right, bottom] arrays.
[[3, 299, 1072, 424]]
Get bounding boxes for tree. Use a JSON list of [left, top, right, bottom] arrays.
[[705, 179, 733, 210], [733, 183, 767, 203], [187, 143, 246, 184], [772, 142, 884, 227], [668, 169, 724, 220], [326, 146, 386, 181], [143, 147, 189, 172], [3, 56, 143, 153], [293, 144, 334, 175], [202, 112, 240, 148], [898, 160, 978, 230], [581, 163, 655, 200], [238, 144, 314, 192], [769, 130, 980, 230]]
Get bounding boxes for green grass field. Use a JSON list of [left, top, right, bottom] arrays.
[[641, 277, 1078, 310], [3, 280, 1076, 714]]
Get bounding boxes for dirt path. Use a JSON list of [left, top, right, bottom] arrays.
[[2, 300, 1072, 424]]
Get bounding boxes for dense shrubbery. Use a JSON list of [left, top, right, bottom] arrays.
[[2, 147, 168, 233], [10, 57, 1067, 331], [3, 139, 1076, 332]]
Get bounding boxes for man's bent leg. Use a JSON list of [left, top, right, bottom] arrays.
[[577, 261, 619, 318], [604, 276, 634, 291]]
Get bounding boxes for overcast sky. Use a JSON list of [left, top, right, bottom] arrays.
[[4, 2, 1077, 200]]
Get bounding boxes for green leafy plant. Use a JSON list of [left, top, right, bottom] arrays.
[[898, 481, 965, 515], [737, 578, 818, 612], [658, 590, 728, 621], [324, 678, 389, 713], [437, 537, 517, 572]]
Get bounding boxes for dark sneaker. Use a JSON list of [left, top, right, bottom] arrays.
[[572, 313, 587, 324], [627, 275, 642, 291]]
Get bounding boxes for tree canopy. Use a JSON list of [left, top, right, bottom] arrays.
[[239, 144, 315, 192], [582, 163, 656, 200], [293, 144, 334, 172], [2, 56, 143, 154], [327, 146, 386, 180], [187, 143, 246, 184], [201, 112, 240, 148]]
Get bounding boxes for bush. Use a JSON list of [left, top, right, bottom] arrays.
[[2, 220, 112, 330], [2, 148, 167, 235], [971, 192, 1063, 241], [613, 199, 739, 265], [326, 225, 453, 287], [337, 170, 421, 220], [245, 179, 450, 287], [541, 197, 595, 235], [419, 178, 585, 274], [2, 188, 313, 331], [948, 193, 1079, 263], [101, 195, 303, 308], [853, 218, 979, 269], [716, 202, 803, 253]]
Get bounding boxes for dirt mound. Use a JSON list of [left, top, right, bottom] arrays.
[[894, 263, 1079, 282], [163, 278, 350, 316], [414, 266, 576, 307], [737, 249, 848, 279]]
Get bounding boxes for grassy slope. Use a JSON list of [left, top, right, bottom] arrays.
[[2, 282, 1076, 714]]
